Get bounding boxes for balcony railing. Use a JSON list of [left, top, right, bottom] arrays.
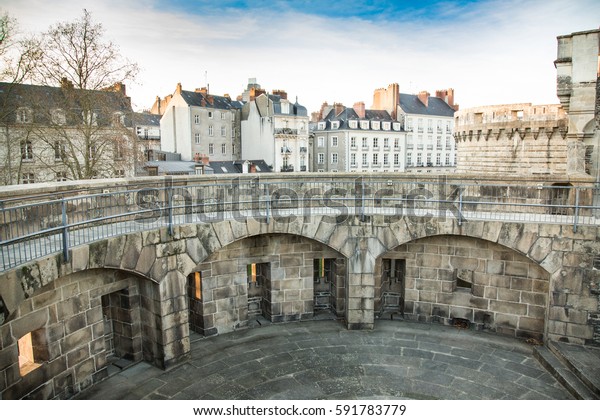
[[274, 128, 298, 135], [0, 175, 598, 271]]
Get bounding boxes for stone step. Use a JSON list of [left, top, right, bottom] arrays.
[[548, 341, 600, 397], [533, 346, 597, 400]]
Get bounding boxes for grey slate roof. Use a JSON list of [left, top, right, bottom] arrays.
[[0, 82, 133, 125], [133, 112, 160, 127], [145, 159, 272, 175], [318, 106, 397, 130], [398, 93, 455, 117], [180, 90, 235, 110]]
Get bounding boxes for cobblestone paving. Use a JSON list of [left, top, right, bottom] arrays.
[[77, 320, 572, 400]]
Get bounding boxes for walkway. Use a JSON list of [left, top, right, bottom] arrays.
[[77, 320, 572, 400]]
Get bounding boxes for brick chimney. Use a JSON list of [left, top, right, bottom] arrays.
[[435, 89, 447, 103], [60, 77, 74, 90], [333, 102, 345, 117], [353, 101, 366, 119], [272, 89, 288, 100], [418, 91, 430, 107], [176, 82, 182, 94]]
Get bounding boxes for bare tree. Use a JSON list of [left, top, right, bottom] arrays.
[[33, 9, 139, 91], [0, 10, 141, 184]]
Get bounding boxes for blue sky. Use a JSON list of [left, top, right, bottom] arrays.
[[3, 0, 599, 113]]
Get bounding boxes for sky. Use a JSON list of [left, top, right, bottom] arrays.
[[2, 0, 599, 113]]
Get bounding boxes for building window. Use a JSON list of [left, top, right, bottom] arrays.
[[221, 126, 226, 137], [394, 153, 399, 165], [56, 171, 68, 182], [54, 141, 65, 160], [383, 154, 389, 165], [16, 108, 31, 123], [417, 153, 422, 166], [232, 144, 236, 155], [436, 154, 441, 166], [372, 153, 378, 165], [446, 154, 451, 165], [208, 125, 214, 136], [407, 153, 412, 166], [221, 143, 226, 155], [114, 144, 124, 160], [373, 138, 379, 148], [406, 118, 413, 131], [318, 122, 325, 130], [194, 114, 200, 124], [350, 153, 356, 167], [350, 137, 357, 148], [394, 138, 400, 149], [195, 133, 200, 144], [383, 122, 390, 131], [331, 121, 339, 129], [89, 145, 97, 159], [331, 136, 338, 147], [383, 138, 389, 149], [52, 109, 66, 125], [317, 137, 325, 147], [221, 112, 226, 120], [22, 173, 34, 184], [362, 137, 368, 149], [115, 169, 125, 177], [372, 121, 380, 130], [360, 121, 369, 129], [331, 153, 338, 164], [20, 141, 33, 161], [349, 120, 357, 129], [209, 143, 214, 155], [208, 111, 213, 119], [318, 153, 325, 164], [362, 153, 368, 166]]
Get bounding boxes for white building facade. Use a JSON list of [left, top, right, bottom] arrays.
[[241, 93, 309, 172], [397, 92, 457, 173], [312, 103, 406, 173], [159, 83, 242, 162]]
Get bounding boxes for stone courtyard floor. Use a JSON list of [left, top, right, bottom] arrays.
[[77, 319, 572, 400]]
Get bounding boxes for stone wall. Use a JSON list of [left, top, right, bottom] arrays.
[[196, 234, 344, 335], [454, 103, 569, 175], [0, 269, 159, 399], [378, 235, 549, 340]]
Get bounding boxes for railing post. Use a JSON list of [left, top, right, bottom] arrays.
[[167, 181, 174, 236], [61, 198, 70, 262], [264, 183, 271, 223], [457, 188, 463, 226], [573, 187, 580, 233]]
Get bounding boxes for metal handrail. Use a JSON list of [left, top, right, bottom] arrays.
[[1, 178, 599, 271]]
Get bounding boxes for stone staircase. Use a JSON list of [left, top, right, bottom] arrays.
[[534, 341, 600, 399]]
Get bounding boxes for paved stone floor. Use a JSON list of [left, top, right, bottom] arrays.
[[77, 319, 572, 400]]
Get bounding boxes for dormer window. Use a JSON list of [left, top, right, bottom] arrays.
[[393, 122, 401, 131], [371, 121, 380, 130], [382, 122, 391, 130], [318, 122, 326, 130], [52, 109, 66, 125], [16, 108, 31, 123], [331, 121, 339, 129], [349, 120, 358, 129], [83, 110, 97, 126], [113, 112, 125, 126], [360, 120, 369, 129]]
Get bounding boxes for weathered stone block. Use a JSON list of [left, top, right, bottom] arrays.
[[510, 277, 533, 291], [489, 300, 527, 315]]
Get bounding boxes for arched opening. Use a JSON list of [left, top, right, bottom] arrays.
[[191, 234, 346, 336], [377, 235, 550, 341]]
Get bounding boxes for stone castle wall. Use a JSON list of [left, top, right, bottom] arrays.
[[454, 104, 569, 175]]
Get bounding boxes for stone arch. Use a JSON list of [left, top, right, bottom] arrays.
[[376, 234, 550, 340], [184, 232, 347, 336], [0, 267, 165, 399]]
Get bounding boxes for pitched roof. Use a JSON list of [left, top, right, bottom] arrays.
[[318, 106, 399, 131], [398, 93, 455, 117], [133, 112, 160, 127], [0, 82, 133, 125], [180, 90, 235, 110]]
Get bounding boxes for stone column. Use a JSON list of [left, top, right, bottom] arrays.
[[345, 243, 377, 330]]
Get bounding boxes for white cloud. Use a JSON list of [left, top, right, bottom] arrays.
[[2, 0, 599, 112]]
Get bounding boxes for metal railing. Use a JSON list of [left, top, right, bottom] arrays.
[[0, 176, 599, 271]]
